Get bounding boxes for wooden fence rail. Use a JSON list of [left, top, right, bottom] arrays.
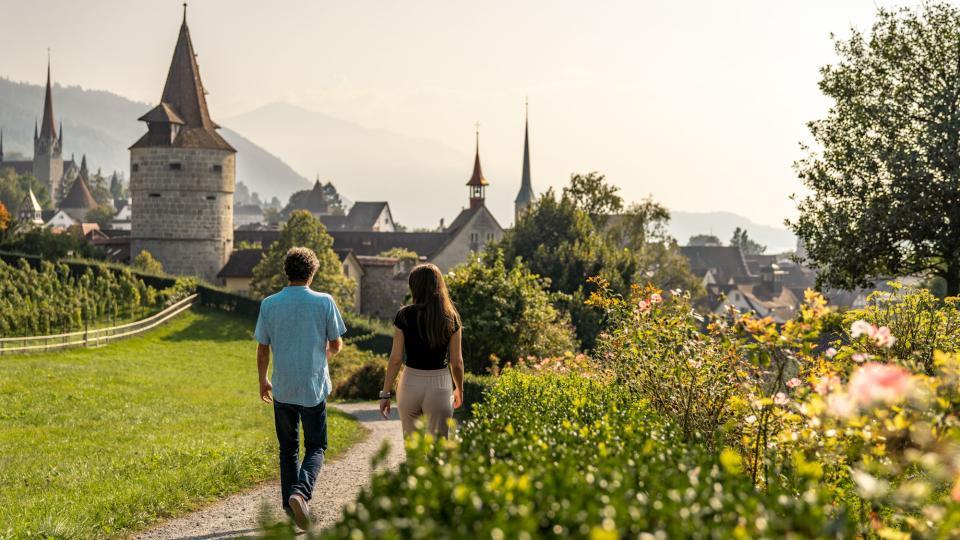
[[0, 294, 198, 355]]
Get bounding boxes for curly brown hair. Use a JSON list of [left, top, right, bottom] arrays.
[[284, 247, 320, 282]]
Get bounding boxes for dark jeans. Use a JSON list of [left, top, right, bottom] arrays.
[[274, 399, 328, 509]]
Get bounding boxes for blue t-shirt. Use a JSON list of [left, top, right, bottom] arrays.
[[254, 286, 347, 407]]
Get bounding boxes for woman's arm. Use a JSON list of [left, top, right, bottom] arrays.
[[380, 328, 405, 418], [449, 329, 464, 408]]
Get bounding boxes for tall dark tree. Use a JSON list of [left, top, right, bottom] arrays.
[[729, 227, 766, 255], [688, 234, 722, 247], [791, 3, 960, 295]]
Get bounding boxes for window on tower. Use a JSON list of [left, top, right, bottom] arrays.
[[205, 195, 216, 201], [169, 162, 182, 171], [148, 193, 161, 198], [212, 164, 223, 173], [132, 164, 140, 172]]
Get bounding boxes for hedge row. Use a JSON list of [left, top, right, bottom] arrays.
[[323, 371, 847, 539]]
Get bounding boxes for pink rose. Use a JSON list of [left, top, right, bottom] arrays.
[[637, 300, 650, 313], [827, 392, 855, 418], [851, 352, 873, 363], [848, 362, 912, 406], [851, 320, 877, 339], [873, 326, 897, 348], [649, 293, 663, 304], [773, 392, 789, 406], [825, 347, 838, 359], [814, 375, 840, 395], [786, 378, 802, 389]]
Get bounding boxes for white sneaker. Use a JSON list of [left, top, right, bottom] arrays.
[[288, 493, 311, 530]]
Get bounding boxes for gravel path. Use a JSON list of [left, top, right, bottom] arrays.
[[134, 402, 404, 540]]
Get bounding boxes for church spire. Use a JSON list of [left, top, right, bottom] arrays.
[[514, 99, 535, 221], [467, 123, 488, 209], [40, 53, 57, 141]]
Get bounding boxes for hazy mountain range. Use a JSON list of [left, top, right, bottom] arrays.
[[0, 78, 310, 199], [0, 78, 795, 251]]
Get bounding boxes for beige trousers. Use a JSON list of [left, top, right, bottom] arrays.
[[397, 366, 454, 437]]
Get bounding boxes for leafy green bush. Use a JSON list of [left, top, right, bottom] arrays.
[[332, 358, 387, 400], [342, 311, 393, 355], [454, 373, 494, 421], [324, 371, 847, 539], [447, 250, 578, 374]]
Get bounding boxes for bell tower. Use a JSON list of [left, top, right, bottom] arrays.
[[33, 56, 64, 199]]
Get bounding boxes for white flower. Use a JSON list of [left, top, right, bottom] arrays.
[[851, 320, 877, 339]]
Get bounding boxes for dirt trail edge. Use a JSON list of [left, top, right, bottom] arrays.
[[133, 402, 404, 540]]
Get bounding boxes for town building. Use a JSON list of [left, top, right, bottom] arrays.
[[0, 60, 79, 201], [129, 8, 236, 283], [17, 189, 43, 225], [58, 173, 98, 222]]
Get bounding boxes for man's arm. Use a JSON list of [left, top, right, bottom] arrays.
[[328, 337, 343, 355], [257, 343, 272, 403]]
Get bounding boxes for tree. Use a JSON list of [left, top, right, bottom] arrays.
[[447, 250, 578, 374], [0, 168, 51, 214], [132, 250, 164, 274], [791, 3, 960, 295], [498, 178, 701, 349], [249, 210, 356, 306], [729, 227, 766, 255], [0, 227, 104, 260], [109, 172, 126, 200], [688, 234, 722, 246], [0, 202, 9, 233], [379, 247, 418, 263], [563, 172, 623, 221], [85, 206, 116, 229]]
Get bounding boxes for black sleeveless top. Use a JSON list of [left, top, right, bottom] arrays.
[[393, 305, 459, 370]]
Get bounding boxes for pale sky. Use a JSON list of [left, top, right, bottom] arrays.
[[0, 0, 922, 228]]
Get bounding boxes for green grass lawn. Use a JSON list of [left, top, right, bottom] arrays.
[[0, 308, 366, 539]]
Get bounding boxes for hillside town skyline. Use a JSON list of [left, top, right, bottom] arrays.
[[0, 0, 921, 233]]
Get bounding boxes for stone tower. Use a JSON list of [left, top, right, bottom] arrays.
[[514, 102, 534, 223], [130, 8, 236, 282], [33, 59, 64, 200]]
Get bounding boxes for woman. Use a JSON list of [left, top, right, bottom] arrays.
[[379, 263, 464, 437]]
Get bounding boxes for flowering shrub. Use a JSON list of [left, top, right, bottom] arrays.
[[324, 371, 847, 539], [507, 352, 597, 377], [843, 284, 960, 372], [589, 280, 960, 536], [588, 280, 739, 446]]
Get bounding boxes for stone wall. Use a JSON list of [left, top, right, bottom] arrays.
[[130, 146, 235, 283], [359, 263, 409, 319]]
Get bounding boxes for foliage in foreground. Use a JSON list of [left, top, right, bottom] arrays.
[[324, 372, 845, 539], [0, 309, 364, 539], [589, 282, 960, 537]]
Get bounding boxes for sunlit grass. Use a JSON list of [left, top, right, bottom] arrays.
[[0, 308, 365, 539]]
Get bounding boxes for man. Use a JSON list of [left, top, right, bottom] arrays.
[[254, 247, 347, 530]]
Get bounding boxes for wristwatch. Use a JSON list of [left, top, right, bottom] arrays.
[[379, 390, 393, 400]]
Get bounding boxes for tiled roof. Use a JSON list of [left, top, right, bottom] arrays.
[[680, 246, 753, 284], [217, 249, 265, 278], [131, 13, 233, 152], [60, 175, 98, 211]]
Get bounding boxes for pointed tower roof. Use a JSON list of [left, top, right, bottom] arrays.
[[515, 101, 534, 204], [21, 188, 42, 213], [466, 128, 489, 187], [40, 56, 57, 141], [131, 5, 233, 151], [60, 174, 98, 211]]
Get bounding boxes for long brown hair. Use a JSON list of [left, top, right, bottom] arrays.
[[408, 263, 460, 349]]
